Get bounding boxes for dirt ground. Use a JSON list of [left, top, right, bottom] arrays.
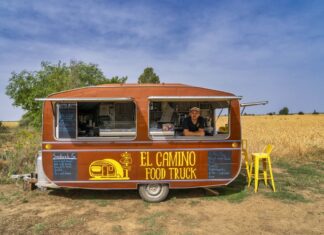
[[0, 182, 323, 235]]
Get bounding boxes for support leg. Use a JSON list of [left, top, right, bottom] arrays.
[[248, 157, 253, 188], [267, 157, 276, 192], [254, 158, 259, 193], [263, 159, 268, 187]]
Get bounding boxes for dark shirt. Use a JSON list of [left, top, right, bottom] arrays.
[[183, 116, 206, 132]]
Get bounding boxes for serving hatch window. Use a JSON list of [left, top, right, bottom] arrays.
[[149, 101, 230, 139], [55, 101, 136, 139]]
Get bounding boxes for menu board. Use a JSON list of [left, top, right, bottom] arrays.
[[208, 151, 232, 179], [58, 103, 76, 138], [53, 152, 77, 181]]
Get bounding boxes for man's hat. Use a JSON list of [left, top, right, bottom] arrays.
[[190, 107, 200, 112]]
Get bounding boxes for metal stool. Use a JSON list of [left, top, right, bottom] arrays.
[[248, 144, 276, 192]]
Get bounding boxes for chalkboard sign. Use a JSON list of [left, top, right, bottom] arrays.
[[208, 151, 232, 179], [58, 103, 76, 138], [53, 152, 77, 181]]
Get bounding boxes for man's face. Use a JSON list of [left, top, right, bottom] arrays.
[[190, 110, 200, 121]]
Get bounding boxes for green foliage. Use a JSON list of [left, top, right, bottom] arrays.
[[279, 107, 289, 115], [138, 67, 160, 84], [6, 60, 127, 128], [312, 109, 319, 115]]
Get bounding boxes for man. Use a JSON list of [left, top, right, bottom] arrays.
[[183, 107, 206, 136]]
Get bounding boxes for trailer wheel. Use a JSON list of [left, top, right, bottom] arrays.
[[138, 184, 169, 202]]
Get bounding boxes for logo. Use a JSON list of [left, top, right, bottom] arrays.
[[89, 152, 132, 180]]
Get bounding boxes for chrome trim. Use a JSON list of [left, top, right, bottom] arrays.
[[43, 148, 240, 152], [36, 97, 133, 102], [148, 96, 242, 101], [42, 139, 241, 144], [53, 178, 232, 184]]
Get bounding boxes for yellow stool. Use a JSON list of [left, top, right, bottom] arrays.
[[248, 145, 276, 192], [241, 139, 251, 183]]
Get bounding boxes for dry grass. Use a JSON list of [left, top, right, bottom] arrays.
[[1, 121, 19, 128], [242, 114, 324, 161]]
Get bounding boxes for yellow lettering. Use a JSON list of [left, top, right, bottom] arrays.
[[189, 151, 196, 166], [156, 152, 162, 167], [168, 167, 197, 180], [140, 152, 152, 167], [140, 152, 146, 166], [162, 152, 169, 167], [145, 168, 166, 180]]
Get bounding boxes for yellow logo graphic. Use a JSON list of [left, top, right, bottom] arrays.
[[89, 152, 132, 180]]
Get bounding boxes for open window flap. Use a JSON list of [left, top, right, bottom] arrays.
[[240, 101, 268, 114], [35, 97, 133, 102], [148, 96, 242, 101]]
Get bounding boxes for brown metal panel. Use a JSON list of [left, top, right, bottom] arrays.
[[41, 84, 242, 190]]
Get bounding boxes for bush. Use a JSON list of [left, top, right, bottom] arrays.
[[0, 122, 8, 134], [279, 107, 289, 115], [298, 111, 304, 115], [312, 110, 319, 115], [0, 128, 41, 182]]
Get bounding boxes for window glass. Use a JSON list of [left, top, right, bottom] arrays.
[[56, 103, 77, 139], [149, 101, 230, 139], [55, 101, 136, 139], [78, 102, 136, 138]]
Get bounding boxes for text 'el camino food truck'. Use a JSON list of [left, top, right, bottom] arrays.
[[32, 83, 242, 202]]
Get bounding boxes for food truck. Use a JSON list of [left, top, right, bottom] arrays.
[[31, 83, 242, 202]]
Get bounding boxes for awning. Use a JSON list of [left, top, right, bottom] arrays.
[[240, 101, 268, 107], [35, 97, 133, 102], [240, 101, 268, 115], [148, 96, 242, 101]]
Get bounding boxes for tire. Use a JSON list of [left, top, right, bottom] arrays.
[[138, 184, 169, 202]]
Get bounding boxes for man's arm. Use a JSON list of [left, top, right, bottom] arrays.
[[183, 128, 205, 136]]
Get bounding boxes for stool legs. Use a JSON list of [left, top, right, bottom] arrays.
[[263, 159, 268, 187], [245, 160, 251, 184], [254, 158, 259, 193], [249, 156, 275, 193], [248, 162, 252, 187], [267, 157, 276, 192]]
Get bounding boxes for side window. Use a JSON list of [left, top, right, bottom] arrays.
[[56, 103, 77, 139], [214, 104, 229, 135], [55, 101, 136, 140], [77, 102, 136, 138], [149, 101, 230, 139]]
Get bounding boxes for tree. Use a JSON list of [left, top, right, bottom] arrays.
[[6, 60, 127, 128], [298, 111, 304, 115], [312, 110, 319, 115], [138, 67, 160, 84], [279, 107, 289, 115]]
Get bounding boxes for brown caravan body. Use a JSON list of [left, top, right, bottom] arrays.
[[37, 83, 242, 201]]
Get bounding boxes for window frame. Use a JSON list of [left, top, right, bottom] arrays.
[[53, 98, 137, 141], [147, 97, 234, 141]]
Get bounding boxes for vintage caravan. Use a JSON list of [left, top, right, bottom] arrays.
[[32, 83, 242, 202]]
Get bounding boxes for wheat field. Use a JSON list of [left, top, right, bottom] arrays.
[[1, 121, 19, 128], [241, 114, 324, 161]]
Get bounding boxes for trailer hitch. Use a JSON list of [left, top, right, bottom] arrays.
[[11, 173, 38, 191]]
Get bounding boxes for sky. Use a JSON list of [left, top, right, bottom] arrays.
[[0, 0, 323, 120]]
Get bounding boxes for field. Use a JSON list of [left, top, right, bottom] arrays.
[[0, 115, 323, 234], [1, 121, 19, 128]]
